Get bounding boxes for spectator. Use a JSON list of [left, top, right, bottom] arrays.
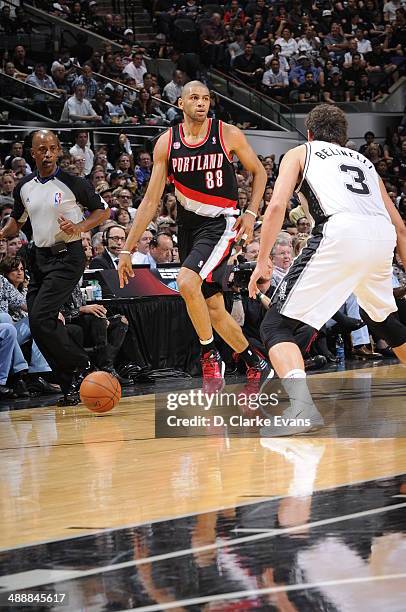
[[298, 71, 321, 102], [289, 55, 323, 88], [262, 58, 289, 101], [275, 26, 299, 59], [324, 22, 349, 59], [12, 45, 33, 76], [91, 90, 111, 124], [359, 131, 384, 156], [200, 12, 227, 68], [264, 44, 290, 74], [0, 173, 15, 207], [73, 65, 99, 101], [123, 52, 147, 87], [72, 154, 86, 178], [163, 70, 185, 105], [60, 84, 102, 123], [69, 131, 94, 175], [323, 67, 350, 103], [233, 43, 264, 86], [148, 233, 174, 267], [244, 240, 260, 262], [11, 158, 28, 180], [296, 217, 312, 234], [50, 62, 71, 96], [132, 229, 154, 264], [25, 63, 64, 99], [135, 151, 152, 189], [115, 188, 137, 219]]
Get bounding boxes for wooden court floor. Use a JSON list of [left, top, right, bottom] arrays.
[[0, 364, 406, 610]]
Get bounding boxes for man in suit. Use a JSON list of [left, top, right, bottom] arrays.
[[89, 224, 126, 295]]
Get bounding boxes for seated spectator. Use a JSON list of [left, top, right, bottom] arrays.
[[355, 72, 381, 101], [275, 26, 299, 59], [123, 52, 147, 88], [297, 26, 321, 55], [69, 130, 94, 176], [0, 172, 15, 207], [60, 282, 129, 383], [324, 22, 349, 60], [163, 70, 185, 105], [296, 216, 312, 234], [0, 321, 17, 398], [61, 84, 102, 123], [106, 89, 137, 124], [298, 71, 321, 102], [89, 224, 126, 294], [91, 90, 111, 124], [0, 267, 58, 396], [233, 43, 264, 87], [114, 188, 137, 219], [135, 151, 152, 189], [160, 192, 177, 220], [50, 62, 71, 97], [289, 55, 323, 88], [224, 0, 245, 26], [132, 88, 152, 123], [12, 45, 33, 76], [2, 61, 27, 82], [73, 65, 99, 101], [355, 27, 373, 54], [264, 44, 290, 74], [200, 12, 227, 68], [11, 158, 29, 180], [25, 63, 64, 100], [343, 53, 366, 97], [148, 232, 174, 267], [132, 229, 154, 264], [359, 130, 384, 156], [262, 59, 289, 101], [114, 208, 132, 232], [323, 67, 350, 103]]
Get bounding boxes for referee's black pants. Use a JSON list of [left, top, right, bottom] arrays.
[[27, 240, 89, 392]]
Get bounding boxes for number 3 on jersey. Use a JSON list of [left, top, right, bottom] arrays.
[[205, 170, 223, 190], [340, 164, 370, 195]]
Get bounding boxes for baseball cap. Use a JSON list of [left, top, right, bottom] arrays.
[[124, 28, 134, 35], [322, 9, 332, 16], [331, 67, 341, 75]]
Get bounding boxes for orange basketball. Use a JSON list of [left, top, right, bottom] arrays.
[[80, 371, 121, 413]]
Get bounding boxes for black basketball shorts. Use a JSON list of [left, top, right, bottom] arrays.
[[178, 215, 236, 299]]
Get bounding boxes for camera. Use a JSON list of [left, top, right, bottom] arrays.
[[229, 261, 256, 292]]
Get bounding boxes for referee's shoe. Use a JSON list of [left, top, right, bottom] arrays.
[[57, 362, 93, 407]]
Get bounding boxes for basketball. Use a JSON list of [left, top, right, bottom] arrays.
[[80, 371, 121, 413]]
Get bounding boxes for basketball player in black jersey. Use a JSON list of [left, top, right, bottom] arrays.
[[118, 81, 269, 384]]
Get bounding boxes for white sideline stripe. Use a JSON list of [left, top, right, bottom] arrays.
[[0, 570, 84, 591], [1, 502, 405, 592], [122, 573, 406, 612]]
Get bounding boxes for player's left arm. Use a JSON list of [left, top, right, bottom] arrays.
[[379, 177, 406, 269], [248, 146, 304, 299], [222, 123, 267, 242]]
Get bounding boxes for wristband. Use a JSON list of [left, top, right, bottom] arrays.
[[245, 209, 257, 219], [120, 250, 132, 255]]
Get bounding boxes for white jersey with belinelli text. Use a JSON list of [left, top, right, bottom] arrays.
[[298, 140, 391, 225]]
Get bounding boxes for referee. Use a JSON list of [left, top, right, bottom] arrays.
[[0, 130, 109, 405]]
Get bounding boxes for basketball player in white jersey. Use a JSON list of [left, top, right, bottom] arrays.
[[248, 104, 406, 434]]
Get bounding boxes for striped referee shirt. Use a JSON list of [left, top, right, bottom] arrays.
[[11, 168, 107, 247]]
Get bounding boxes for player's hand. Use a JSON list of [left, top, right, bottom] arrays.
[[58, 215, 78, 235], [81, 304, 107, 318], [248, 261, 272, 299], [233, 211, 256, 245], [118, 252, 134, 288]]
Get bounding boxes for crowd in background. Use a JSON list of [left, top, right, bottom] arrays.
[[1, 0, 406, 124]]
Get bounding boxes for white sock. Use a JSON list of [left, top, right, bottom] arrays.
[[282, 370, 315, 415]]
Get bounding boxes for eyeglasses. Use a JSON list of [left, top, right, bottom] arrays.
[[109, 235, 126, 242], [119, 195, 131, 199]]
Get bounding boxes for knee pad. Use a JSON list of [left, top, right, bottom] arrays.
[[260, 306, 299, 352], [359, 308, 406, 348]]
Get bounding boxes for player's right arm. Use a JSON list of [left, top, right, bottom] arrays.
[[118, 129, 170, 288], [379, 177, 406, 269]]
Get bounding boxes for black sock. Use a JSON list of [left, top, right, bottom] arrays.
[[200, 340, 216, 355], [239, 346, 260, 366]]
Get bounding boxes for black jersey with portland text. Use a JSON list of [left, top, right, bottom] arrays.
[[168, 119, 238, 227]]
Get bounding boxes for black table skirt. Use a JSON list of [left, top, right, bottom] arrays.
[[106, 296, 201, 375]]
